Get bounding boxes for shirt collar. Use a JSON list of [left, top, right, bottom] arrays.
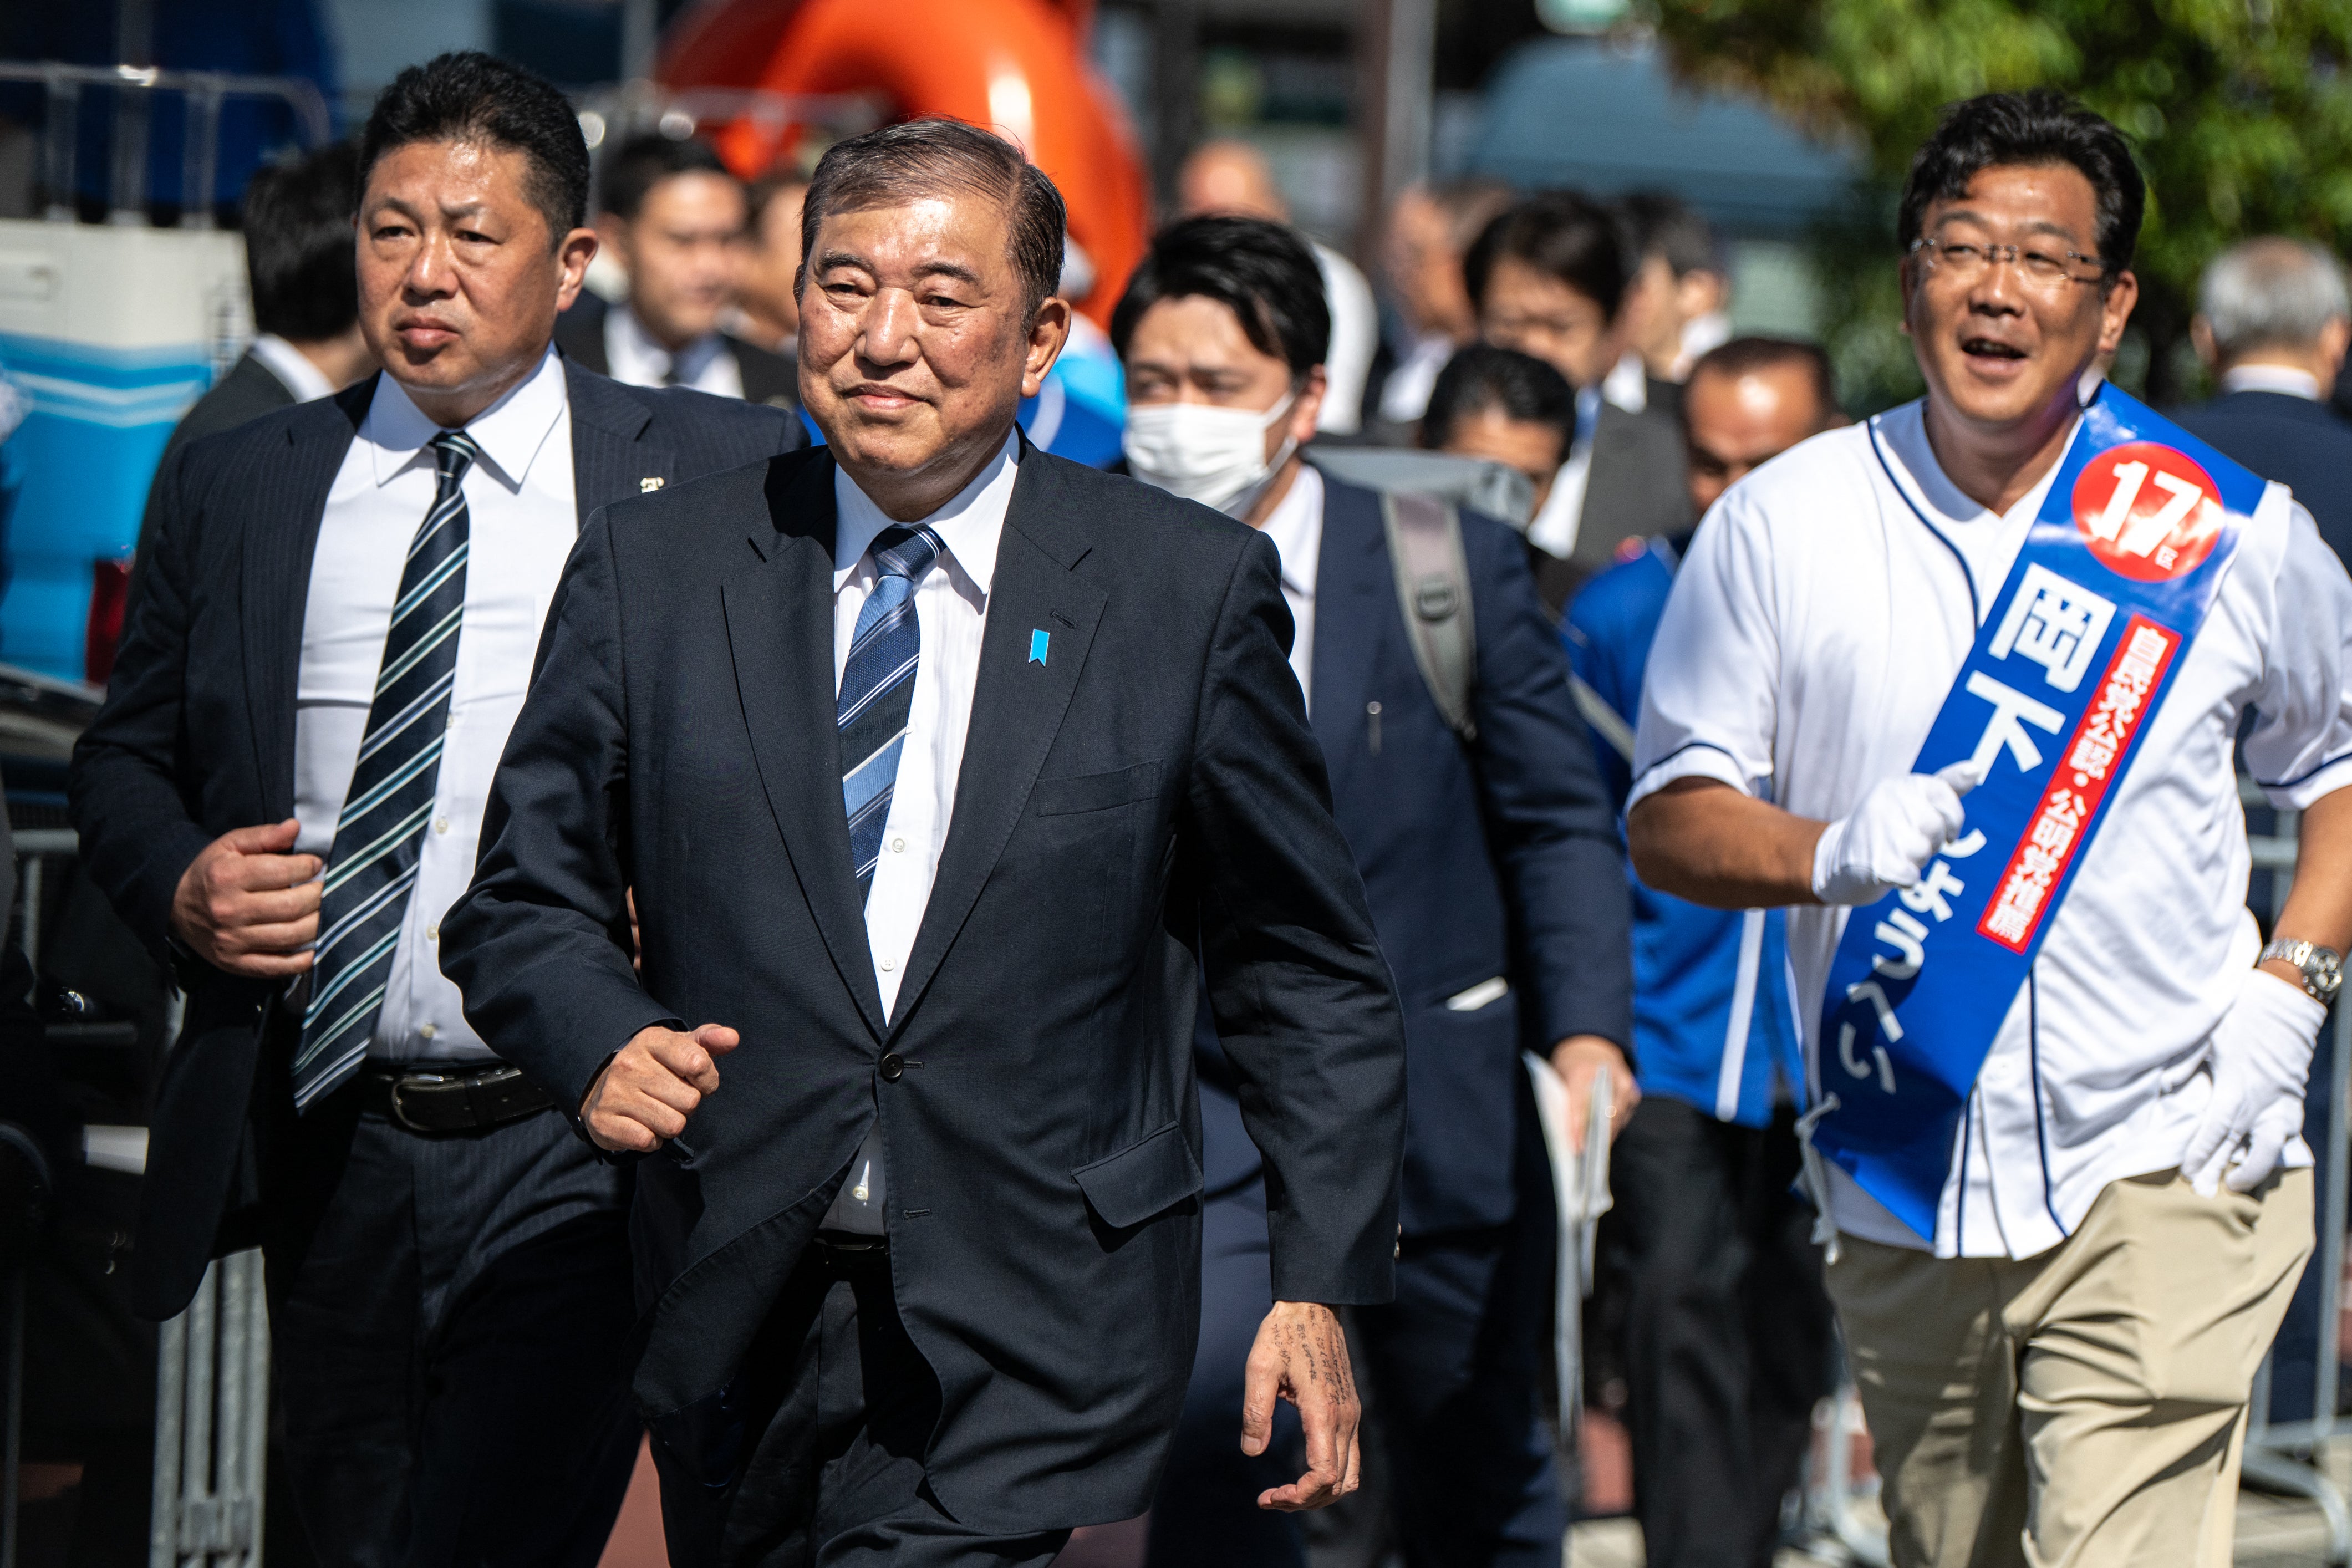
[[2221, 363, 2324, 401], [363, 345, 568, 492], [1871, 397, 2065, 534], [612, 302, 726, 386], [246, 333, 337, 402], [1256, 464, 1324, 600], [832, 429, 1020, 599]]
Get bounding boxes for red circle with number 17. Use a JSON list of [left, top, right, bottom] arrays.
[[2069, 441, 2223, 582]]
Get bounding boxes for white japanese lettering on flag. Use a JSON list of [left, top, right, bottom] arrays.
[[1989, 563, 2117, 692]]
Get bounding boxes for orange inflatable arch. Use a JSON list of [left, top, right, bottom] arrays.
[[659, 0, 1153, 325]]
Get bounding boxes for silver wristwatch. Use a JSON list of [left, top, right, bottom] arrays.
[[2259, 938, 2344, 1005]]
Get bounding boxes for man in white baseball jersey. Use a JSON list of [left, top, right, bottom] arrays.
[[1626, 90, 2352, 1567]]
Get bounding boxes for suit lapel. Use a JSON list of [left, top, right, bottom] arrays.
[[720, 452, 889, 1037], [566, 360, 674, 521], [1306, 474, 1387, 805], [888, 451, 1108, 1037], [241, 381, 369, 821]]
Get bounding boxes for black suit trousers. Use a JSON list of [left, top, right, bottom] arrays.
[[653, 1241, 1072, 1568], [1605, 1098, 1836, 1568], [264, 1082, 639, 1568]]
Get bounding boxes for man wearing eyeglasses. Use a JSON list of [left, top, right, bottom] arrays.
[[1624, 90, 2352, 1566]]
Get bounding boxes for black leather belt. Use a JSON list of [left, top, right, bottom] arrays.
[[362, 1063, 554, 1134]]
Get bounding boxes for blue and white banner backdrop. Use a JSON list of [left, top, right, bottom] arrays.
[[1811, 384, 2268, 1244]]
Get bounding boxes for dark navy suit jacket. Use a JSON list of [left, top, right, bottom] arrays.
[[439, 442, 1407, 1531], [1198, 470, 1634, 1236], [70, 362, 803, 1320], [2173, 390, 2352, 568]]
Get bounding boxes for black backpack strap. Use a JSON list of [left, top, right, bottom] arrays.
[[1381, 490, 1478, 741]]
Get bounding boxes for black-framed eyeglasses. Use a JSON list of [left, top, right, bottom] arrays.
[[1909, 237, 2111, 291]]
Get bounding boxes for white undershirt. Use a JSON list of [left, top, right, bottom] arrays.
[[831, 431, 1017, 1019], [294, 348, 577, 1061], [604, 303, 745, 399], [1255, 465, 1324, 712], [1630, 398, 2352, 1258]]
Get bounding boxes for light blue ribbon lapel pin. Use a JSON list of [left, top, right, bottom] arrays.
[[1029, 629, 1050, 665]]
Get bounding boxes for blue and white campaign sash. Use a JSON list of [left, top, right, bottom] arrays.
[[1810, 383, 2266, 1244]]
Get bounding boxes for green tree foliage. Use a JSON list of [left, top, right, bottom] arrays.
[[1652, 0, 2352, 410]]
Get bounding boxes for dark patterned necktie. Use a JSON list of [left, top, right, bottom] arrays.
[[838, 524, 944, 903], [292, 430, 479, 1111]]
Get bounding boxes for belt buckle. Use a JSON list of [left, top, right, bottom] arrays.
[[386, 1074, 454, 1133]]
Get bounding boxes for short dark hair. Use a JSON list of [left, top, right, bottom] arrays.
[[1463, 192, 1627, 321], [359, 52, 590, 246], [1898, 90, 2144, 274], [1111, 215, 1330, 377], [801, 119, 1065, 314], [1617, 191, 1725, 280], [1687, 336, 1841, 425], [1418, 344, 1574, 455], [599, 133, 735, 222], [243, 141, 360, 341]]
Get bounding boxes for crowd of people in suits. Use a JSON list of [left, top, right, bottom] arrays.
[[32, 41, 2352, 1568]]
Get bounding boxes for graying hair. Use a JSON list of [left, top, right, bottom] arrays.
[[2200, 237, 2351, 359], [798, 118, 1066, 315]]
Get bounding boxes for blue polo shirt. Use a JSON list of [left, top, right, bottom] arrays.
[[1565, 536, 1804, 1127]]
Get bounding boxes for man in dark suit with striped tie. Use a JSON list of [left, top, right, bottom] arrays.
[[69, 53, 800, 1568], [440, 119, 1407, 1566]]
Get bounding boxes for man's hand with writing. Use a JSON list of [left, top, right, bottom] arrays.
[[1243, 1300, 1361, 1511], [581, 1022, 740, 1153]]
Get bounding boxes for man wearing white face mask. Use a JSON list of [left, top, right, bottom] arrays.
[[1115, 215, 1635, 1568]]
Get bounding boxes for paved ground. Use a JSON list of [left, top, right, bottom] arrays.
[[1566, 1455, 2346, 1567]]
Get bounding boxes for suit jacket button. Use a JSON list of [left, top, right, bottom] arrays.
[[879, 1053, 904, 1082]]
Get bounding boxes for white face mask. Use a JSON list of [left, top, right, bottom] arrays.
[[1122, 393, 1299, 517]]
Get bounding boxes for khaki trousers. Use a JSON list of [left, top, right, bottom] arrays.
[[1825, 1168, 2313, 1568]]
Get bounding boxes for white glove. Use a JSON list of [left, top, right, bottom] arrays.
[[1809, 760, 1984, 906], [2184, 967, 2324, 1196]]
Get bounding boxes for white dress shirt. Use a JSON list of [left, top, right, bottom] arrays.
[[832, 431, 1019, 1019], [1602, 350, 1648, 413], [1526, 386, 1604, 561], [246, 333, 337, 402], [294, 348, 577, 1062], [1257, 466, 1324, 712], [1630, 398, 2352, 1258], [1378, 332, 1456, 426], [819, 432, 1017, 1233], [2221, 363, 2325, 401], [604, 303, 745, 399]]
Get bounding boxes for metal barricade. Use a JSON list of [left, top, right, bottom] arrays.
[[150, 1253, 267, 1568], [1, 824, 270, 1568]]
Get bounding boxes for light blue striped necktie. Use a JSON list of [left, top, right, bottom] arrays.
[[292, 429, 478, 1111], [823, 522, 942, 1235], [838, 523, 944, 902]]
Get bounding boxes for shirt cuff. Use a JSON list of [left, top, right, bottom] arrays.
[[1625, 740, 1755, 816], [2255, 752, 2352, 812]]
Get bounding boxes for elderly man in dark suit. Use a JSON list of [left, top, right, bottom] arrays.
[[440, 118, 1407, 1567], [1115, 216, 1633, 1568], [2175, 236, 2352, 569], [70, 52, 800, 1568]]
